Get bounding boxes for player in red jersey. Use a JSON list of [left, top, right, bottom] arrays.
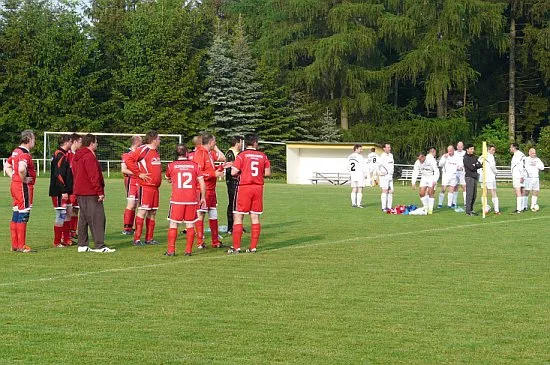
[[67, 133, 82, 239], [228, 134, 271, 254], [121, 135, 143, 235], [125, 130, 162, 246], [4, 130, 37, 253], [191, 133, 225, 249], [164, 144, 206, 256], [48, 134, 74, 247], [186, 135, 201, 160]]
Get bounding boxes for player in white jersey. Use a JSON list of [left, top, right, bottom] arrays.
[[377, 143, 394, 211], [454, 141, 467, 207], [438, 145, 460, 208], [347, 144, 366, 208], [478, 144, 500, 214], [412, 151, 440, 214], [365, 148, 379, 187], [510, 143, 527, 213], [524, 148, 545, 211]]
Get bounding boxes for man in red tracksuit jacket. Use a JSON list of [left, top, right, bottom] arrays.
[[72, 134, 115, 253]]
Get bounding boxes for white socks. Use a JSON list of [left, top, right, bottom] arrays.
[[387, 193, 393, 209], [517, 197, 522, 211], [453, 192, 458, 206], [531, 196, 538, 208], [357, 193, 363, 207], [463, 192, 466, 206], [351, 192, 356, 206], [381, 193, 387, 210], [448, 193, 454, 207], [492, 197, 499, 212], [438, 193, 444, 207], [428, 198, 435, 213]]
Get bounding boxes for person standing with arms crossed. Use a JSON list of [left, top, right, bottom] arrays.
[[125, 131, 162, 246], [228, 134, 271, 254], [225, 136, 242, 234], [377, 143, 394, 212], [5, 130, 37, 253], [72, 134, 115, 252], [121, 135, 143, 235], [49, 134, 74, 247]]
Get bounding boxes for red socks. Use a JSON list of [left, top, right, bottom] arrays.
[[195, 219, 204, 245], [232, 224, 244, 250], [54, 225, 63, 245], [185, 227, 195, 254], [145, 218, 155, 241], [10, 221, 18, 250], [134, 216, 144, 241], [167, 228, 178, 254], [62, 221, 71, 245], [16, 222, 27, 249], [250, 223, 261, 250], [70, 215, 78, 233], [123, 209, 135, 231], [209, 219, 219, 245]]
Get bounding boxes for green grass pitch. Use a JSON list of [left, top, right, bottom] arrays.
[[1, 177, 549, 364]]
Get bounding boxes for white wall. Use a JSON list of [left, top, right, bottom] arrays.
[[287, 147, 352, 184]]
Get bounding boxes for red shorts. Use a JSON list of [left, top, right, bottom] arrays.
[[197, 189, 217, 211], [69, 194, 78, 208], [138, 185, 159, 210], [125, 177, 139, 201], [235, 185, 264, 214], [11, 183, 33, 212], [51, 195, 71, 209], [168, 203, 198, 224]]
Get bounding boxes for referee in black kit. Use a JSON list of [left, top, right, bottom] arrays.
[[225, 136, 242, 234], [463, 143, 483, 216]]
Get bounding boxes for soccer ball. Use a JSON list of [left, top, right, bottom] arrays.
[[531, 204, 540, 212]]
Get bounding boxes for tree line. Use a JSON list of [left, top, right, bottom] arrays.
[[0, 0, 548, 164]]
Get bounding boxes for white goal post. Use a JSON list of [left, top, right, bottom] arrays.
[[43, 132, 182, 176]]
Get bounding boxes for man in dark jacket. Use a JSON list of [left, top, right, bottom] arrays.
[[463, 144, 483, 216], [49, 134, 74, 247], [72, 134, 115, 253], [225, 136, 242, 234]]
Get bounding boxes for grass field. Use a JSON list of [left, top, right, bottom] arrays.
[[1, 177, 549, 364]]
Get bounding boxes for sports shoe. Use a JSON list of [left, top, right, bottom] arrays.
[[62, 241, 73, 246], [227, 230, 232, 235], [227, 246, 240, 254], [121, 229, 134, 235], [145, 240, 159, 245], [437, 204, 443, 208], [92, 246, 116, 253], [197, 244, 206, 250], [510, 210, 522, 214], [184, 252, 192, 256], [352, 204, 357, 208], [164, 251, 176, 257], [212, 243, 225, 248], [450, 204, 456, 209], [356, 205, 364, 209], [77, 246, 91, 252], [54, 243, 65, 248], [246, 248, 257, 253], [494, 211, 501, 215], [180, 229, 187, 234], [19, 245, 36, 253], [522, 208, 528, 212]]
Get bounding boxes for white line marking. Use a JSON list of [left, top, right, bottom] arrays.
[[1, 215, 548, 287]]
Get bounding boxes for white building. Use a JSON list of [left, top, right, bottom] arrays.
[[286, 142, 382, 185]]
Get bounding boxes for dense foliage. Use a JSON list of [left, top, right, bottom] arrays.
[[0, 0, 548, 163]]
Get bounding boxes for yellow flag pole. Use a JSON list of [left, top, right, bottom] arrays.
[[482, 141, 488, 219]]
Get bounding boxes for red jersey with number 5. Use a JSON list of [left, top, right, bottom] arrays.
[[165, 158, 203, 204], [233, 148, 270, 185]]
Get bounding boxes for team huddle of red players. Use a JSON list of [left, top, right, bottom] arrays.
[[5, 130, 271, 255]]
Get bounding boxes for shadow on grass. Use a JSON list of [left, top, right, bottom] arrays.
[[262, 234, 325, 252]]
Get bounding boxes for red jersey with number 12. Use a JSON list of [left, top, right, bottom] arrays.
[[233, 148, 270, 185], [165, 159, 203, 204]]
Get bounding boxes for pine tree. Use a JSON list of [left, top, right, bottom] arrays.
[[302, 109, 341, 142]]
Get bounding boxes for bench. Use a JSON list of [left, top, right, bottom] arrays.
[[398, 168, 513, 184], [310, 172, 351, 185]]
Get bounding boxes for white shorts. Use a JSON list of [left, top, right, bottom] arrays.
[[419, 176, 437, 188], [524, 178, 540, 191], [442, 173, 458, 187], [457, 171, 466, 185], [351, 179, 365, 188], [513, 177, 524, 189], [379, 176, 393, 191], [481, 181, 496, 190]]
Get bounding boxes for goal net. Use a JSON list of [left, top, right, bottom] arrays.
[[43, 132, 182, 176]]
